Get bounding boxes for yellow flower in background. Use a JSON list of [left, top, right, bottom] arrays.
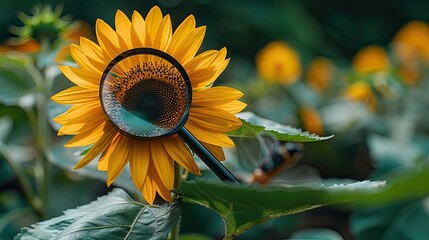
[[256, 41, 302, 84], [51, 6, 245, 204], [392, 21, 429, 84], [393, 20, 429, 63], [300, 106, 323, 135], [344, 81, 377, 110], [306, 57, 334, 92], [352, 45, 390, 73]]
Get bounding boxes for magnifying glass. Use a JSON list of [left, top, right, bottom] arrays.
[[100, 48, 240, 183]]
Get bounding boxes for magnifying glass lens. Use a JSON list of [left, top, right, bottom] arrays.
[[100, 53, 189, 139]]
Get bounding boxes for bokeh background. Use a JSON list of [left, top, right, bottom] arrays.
[[1, 0, 429, 239]]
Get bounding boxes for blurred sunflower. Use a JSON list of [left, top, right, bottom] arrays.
[[392, 21, 429, 84], [306, 57, 334, 93], [51, 6, 245, 204], [300, 106, 323, 135], [344, 81, 377, 111], [352, 45, 390, 73], [256, 41, 302, 84], [393, 20, 429, 63]]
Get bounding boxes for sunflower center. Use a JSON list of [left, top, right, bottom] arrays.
[[100, 49, 191, 139], [121, 77, 180, 127]]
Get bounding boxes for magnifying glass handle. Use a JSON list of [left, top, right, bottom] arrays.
[[178, 128, 241, 183]]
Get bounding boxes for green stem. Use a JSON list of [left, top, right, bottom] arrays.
[[169, 220, 181, 240], [29, 51, 52, 219], [0, 142, 42, 214], [37, 83, 51, 219], [169, 163, 184, 240], [173, 163, 184, 196]]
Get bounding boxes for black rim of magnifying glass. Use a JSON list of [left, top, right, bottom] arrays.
[[99, 47, 241, 183]]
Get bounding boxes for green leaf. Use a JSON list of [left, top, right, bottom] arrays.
[[178, 168, 429, 239], [15, 188, 182, 240], [0, 54, 37, 106], [228, 112, 333, 142]]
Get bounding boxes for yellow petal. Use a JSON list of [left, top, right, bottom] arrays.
[[185, 121, 235, 147], [60, 102, 104, 126], [189, 107, 242, 133], [74, 123, 117, 169], [79, 37, 108, 65], [172, 26, 205, 65], [142, 163, 156, 204], [58, 66, 101, 89], [150, 141, 174, 189], [58, 107, 103, 136], [59, 104, 105, 137], [54, 102, 99, 125], [153, 172, 173, 202], [184, 49, 218, 72], [129, 140, 150, 190], [145, 6, 163, 46], [58, 123, 84, 136], [97, 153, 109, 171], [167, 15, 196, 55], [96, 19, 123, 59], [115, 10, 132, 48], [64, 120, 107, 147], [163, 136, 201, 175], [130, 11, 146, 47], [69, 44, 103, 73], [186, 47, 227, 71], [213, 47, 228, 63], [191, 59, 229, 89], [202, 142, 225, 161], [216, 100, 247, 114], [192, 86, 243, 106], [107, 135, 131, 186], [51, 86, 99, 105], [97, 133, 120, 171], [152, 15, 172, 51], [184, 48, 229, 89]]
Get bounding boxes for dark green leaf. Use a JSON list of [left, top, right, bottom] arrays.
[[179, 168, 429, 239], [15, 188, 182, 240], [228, 112, 333, 142]]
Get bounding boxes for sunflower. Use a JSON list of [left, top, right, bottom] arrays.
[[256, 41, 302, 84], [352, 45, 390, 73], [306, 57, 334, 93], [51, 6, 246, 204]]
